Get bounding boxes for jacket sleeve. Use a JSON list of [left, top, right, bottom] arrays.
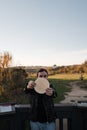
[[24, 86, 36, 94], [50, 83, 58, 98]]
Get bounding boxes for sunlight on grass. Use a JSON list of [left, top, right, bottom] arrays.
[[49, 73, 87, 80]]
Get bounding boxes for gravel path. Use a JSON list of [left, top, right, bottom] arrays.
[[60, 81, 87, 103]]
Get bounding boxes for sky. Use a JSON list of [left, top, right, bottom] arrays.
[[0, 0, 87, 67]]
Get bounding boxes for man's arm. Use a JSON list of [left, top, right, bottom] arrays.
[[50, 84, 58, 98]]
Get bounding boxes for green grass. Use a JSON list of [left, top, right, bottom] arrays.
[[49, 79, 72, 103]]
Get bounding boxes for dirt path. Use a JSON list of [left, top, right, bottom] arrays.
[[60, 81, 87, 103]]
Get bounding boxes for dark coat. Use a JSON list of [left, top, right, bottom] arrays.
[[24, 83, 57, 122]]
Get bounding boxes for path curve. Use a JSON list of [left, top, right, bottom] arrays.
[[60, 81, 87, 103]]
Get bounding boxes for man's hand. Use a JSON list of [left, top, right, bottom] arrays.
[[27, 80, 36, 89], [46, 87, 53, 96]]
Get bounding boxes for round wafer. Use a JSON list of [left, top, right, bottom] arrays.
[[34, 78, 49, 94]]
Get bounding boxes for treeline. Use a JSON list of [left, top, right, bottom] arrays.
[[47, 61, 87, 75], [24, 61, 87, 77], [0, 52, 28, 103]]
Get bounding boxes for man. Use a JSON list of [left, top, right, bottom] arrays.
[[24, 68, 57, 130]]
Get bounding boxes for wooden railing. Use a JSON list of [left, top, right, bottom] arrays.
[[0, 103, 87, 130]]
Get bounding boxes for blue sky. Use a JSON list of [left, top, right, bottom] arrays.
[[0, 0, 87, 66]]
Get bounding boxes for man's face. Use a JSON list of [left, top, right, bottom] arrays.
[[37, 71, 48, 79]]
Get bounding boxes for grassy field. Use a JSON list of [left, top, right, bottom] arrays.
[[48, 79, 72, 103], [48, 73, 87, 103]]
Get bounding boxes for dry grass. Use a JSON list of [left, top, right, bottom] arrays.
[[49, 73, 87, 80]]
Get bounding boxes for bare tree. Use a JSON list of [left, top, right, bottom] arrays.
[[0, 51, 12, 83]]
